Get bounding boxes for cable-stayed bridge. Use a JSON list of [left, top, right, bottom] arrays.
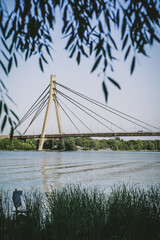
[[11, 75, 160, 150]]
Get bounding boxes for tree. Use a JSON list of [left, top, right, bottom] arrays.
[[0, 0, 159, 134], [65, 138, 77, 151]]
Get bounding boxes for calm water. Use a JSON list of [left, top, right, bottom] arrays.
[[0, 151, 160, 192]]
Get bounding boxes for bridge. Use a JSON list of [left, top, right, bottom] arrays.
[[7, 75, 160, 150], [11, 132, 160, 140]]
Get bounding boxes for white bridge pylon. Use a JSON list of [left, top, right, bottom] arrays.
[[38, 75, 63, 151]]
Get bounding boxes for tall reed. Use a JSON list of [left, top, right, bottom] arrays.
[[0, 184, 160, 240]]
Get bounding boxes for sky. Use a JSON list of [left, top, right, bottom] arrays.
[[1, 5, 160, 137]]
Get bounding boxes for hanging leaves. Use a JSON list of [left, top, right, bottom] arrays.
[[76, 51, 81, 65], [1, 115, 7, 132], [0, 79, 8, 92], [4, 103, 8, 114], [91, 55, 102, 73], [130, 56, 136, 74], [8, 57, 13, 73], [122, 34, 128, 50], [98, 21, 103, 33], [121, 17, 126, 40], [39, 57, 44, 72], [10, 109, 19, 121], [0, 101, 2, 117], [13, 53, 18, 67], [0, 60, 8, 75], [109, 34, 118, 50], [124, 45, 131, 61], [107, 77, 121, 89], [102, 81, 108, 102]]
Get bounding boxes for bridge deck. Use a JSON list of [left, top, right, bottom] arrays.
[[7, 131, 160, 139]]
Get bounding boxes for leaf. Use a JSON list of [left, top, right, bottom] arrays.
[[90, 42, 93, 55], [65, 34, 74, 50], [5, 93, 17, 106], [91, 55, 102, 73], [121, 17, 126, 39], [1, 50, 9, 61], [0, 9, 3, 23], [39, 57, 44, 72], [76, 51, 81, 65], [130, 56, 136, 74], [9, 42, 13, 54], [10, 109, 19, 121], [41, 54, 48, 64], [4, 18, 10, 36], [102, 81, 108, 102], [8, 117, 12, 126], [103, 58, 108, 72], [116, 9, 120, 27], [122, 34, 128, 50], [98, 21, 103, 33], [66, 23, 72, 34], [124, 45, 131, 61], [6, 26, 14, 39], [38, 43, 43, 52], [109, 34, 118, 50], [4, 103, 8, 114], [80, 45, 88, 57], [62, 20, 68, 34], [0, 60, 8, 75], [13, 53, 18, 67], [106, 17, 111, 32], [1, 115, 7, 132], [69, 45, 76, 58], [10, 126, 14, 140], [105, 10, 111, 32], [107, 77, 121, 89], [0, 101, 2, 117], [45, 45, 53, 60], [63, 5, 68, 22], [0, 79, 8, 92], [107, 44, 112, 59], [8, 57, 13, 73]]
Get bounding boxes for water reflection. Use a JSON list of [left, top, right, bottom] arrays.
[[42, 158, 49, 192], [42, 154, 62, 192]]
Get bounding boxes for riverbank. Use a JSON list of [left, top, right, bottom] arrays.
[[0, 137, 160, 151], [0, 184, 160, 240]]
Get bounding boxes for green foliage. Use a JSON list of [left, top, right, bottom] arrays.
[[0, 0, 160, 132], [0, 138, 37, 150], [64, 138, 77, 151], [0, 137, 160, 151], [0, 184, 160, 239]]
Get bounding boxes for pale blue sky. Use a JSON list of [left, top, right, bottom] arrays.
[[1, 6, 160, 136]]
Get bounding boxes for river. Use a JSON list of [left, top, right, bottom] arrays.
[[0, 151, 160, 192]]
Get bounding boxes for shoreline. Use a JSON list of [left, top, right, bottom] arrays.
[[0, 148, 160, 152]]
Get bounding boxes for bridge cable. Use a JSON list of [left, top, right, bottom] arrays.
[[23, 97, 48, 135], [57, 89, 114, 132], [16, 90, 49, 129], [56, 99, 81, 133], [57, 97, 92, 133], [56, 82, 158, 131], [16, 91, 49, 130], [14, 85, 50, 130], [57, 89, 126, 132]]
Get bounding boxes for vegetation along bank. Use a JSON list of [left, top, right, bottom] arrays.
[[0, 137, 160, 151]]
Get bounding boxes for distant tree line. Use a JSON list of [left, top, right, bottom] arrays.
[[0, 137, 160, 151]]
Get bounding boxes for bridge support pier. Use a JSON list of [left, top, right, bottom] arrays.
[[38, 75, 65, 151]]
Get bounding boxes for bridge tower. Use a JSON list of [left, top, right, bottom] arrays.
[[38, 75, 64, 151]]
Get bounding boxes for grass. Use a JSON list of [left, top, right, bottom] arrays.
[[0, 184, 160, 240]]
